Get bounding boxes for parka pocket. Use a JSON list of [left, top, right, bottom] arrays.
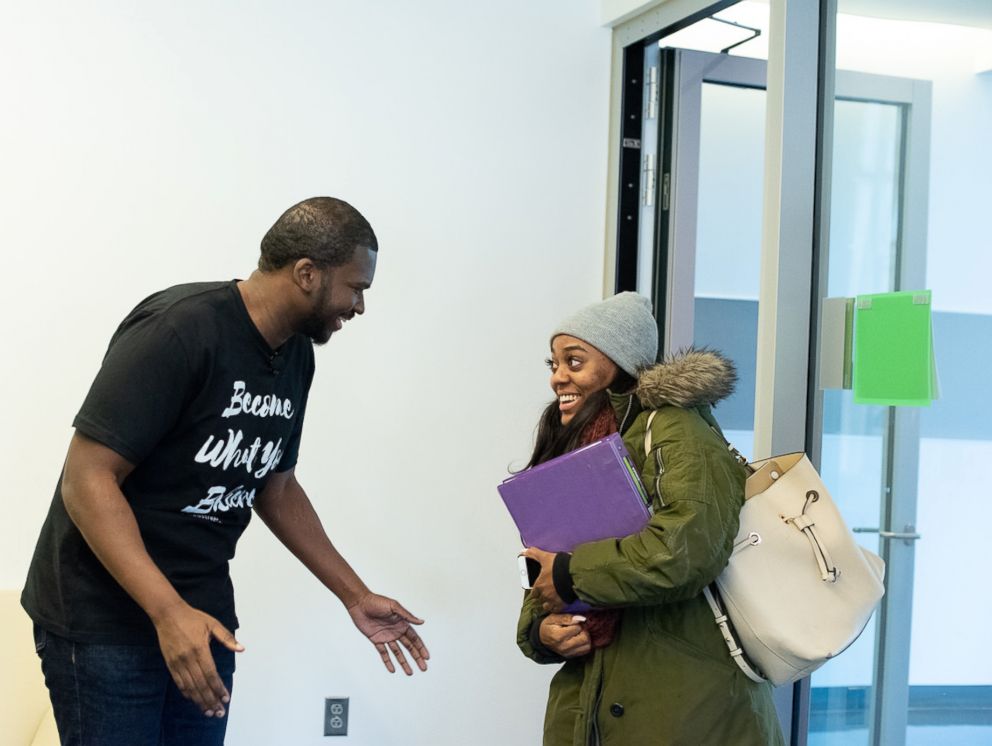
[[641, 605, 741, 674], [654, 627, 738, 672]]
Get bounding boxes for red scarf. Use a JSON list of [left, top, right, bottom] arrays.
[[574, 401, 622, 650], [578, 401, 620, 448]]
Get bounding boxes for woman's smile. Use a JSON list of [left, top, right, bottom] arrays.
[[557, 392, 581, 415]]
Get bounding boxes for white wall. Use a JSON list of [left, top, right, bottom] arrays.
[[0, 2, 611, 743]]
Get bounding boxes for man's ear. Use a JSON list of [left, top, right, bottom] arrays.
[[292, 258, 323, 294]]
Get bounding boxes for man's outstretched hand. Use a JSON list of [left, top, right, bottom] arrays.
[[346, 593, 429, 675]]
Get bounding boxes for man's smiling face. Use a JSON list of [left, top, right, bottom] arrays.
[[300, 247, 376, 345]]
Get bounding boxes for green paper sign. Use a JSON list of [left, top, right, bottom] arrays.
[[853, 290, 937, 407]]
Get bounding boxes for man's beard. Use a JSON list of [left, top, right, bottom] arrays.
[[299, 285, 334, 345]]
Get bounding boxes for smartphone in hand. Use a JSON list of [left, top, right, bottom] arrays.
[[518, 555, 542, 589]]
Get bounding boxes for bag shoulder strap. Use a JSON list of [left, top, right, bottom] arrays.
[[702, 585, 767, 684], [643, 410, 658, 457]]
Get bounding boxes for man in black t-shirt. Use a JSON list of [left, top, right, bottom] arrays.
[[23, 197, 429, 746]]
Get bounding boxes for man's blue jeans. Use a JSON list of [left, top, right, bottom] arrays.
[[34, 624, 236, 746]]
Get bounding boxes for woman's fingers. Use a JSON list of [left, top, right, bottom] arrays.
[[554, 624, 585, 642], [565, 636, 592, 658], [556, 629, 593, 657]]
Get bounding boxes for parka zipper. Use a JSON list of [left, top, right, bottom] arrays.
[[653, 447, 666, 508], [617, 395, 634, 433], [641, 405, 667, 508], [589, 679, 605, 746]]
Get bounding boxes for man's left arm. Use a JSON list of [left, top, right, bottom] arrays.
[[253, 469, 429, 675]]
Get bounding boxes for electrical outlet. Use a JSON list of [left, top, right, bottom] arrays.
[[324, 697, 349, 737]]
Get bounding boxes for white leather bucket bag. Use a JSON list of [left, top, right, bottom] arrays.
[[706, 452, 886, 686], [643, 411, 886, 687]]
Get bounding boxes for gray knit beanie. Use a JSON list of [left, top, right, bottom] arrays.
[[552, 292, 658, 377]]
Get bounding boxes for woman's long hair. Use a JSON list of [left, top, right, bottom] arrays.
[[525, 370, 637, 469]]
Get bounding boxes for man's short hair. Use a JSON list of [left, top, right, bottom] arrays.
[[258, 197, 378, 271]]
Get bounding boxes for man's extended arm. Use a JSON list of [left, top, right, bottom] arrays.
[[60, 431, 242, 717], [253, 469, 429, 675]]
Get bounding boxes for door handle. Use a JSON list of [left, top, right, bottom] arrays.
[[853, 525, 921, 545]]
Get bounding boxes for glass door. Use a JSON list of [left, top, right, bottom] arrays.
[[822, 8, 992, 744], [641, 46, 932, 745], [810, 91, 927, 746]]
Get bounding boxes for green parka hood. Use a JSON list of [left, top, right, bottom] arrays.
[[634, 348, 738, 410]]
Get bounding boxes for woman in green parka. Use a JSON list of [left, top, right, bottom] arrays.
[[517, 292, 783, 746]]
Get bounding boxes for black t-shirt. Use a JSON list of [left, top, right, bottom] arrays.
[[22, 281, 315, 644]]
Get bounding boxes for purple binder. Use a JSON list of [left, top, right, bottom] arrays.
[[499, 433, 651, 611]]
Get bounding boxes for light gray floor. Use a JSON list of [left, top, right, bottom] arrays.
[[809, 725, 992, 745]]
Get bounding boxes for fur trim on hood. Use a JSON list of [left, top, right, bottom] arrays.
[[635, 349, 737, 409]]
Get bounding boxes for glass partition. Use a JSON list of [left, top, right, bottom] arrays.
[[810, 5, 992, 745]]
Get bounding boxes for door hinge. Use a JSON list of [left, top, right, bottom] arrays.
[[642, 153, 656, 207], [645, 65, 659, 120]]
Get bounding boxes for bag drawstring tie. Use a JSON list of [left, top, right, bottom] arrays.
[[785, 490, 839, 583]]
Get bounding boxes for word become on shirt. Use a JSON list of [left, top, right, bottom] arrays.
[[221, 380, 294, 420]]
